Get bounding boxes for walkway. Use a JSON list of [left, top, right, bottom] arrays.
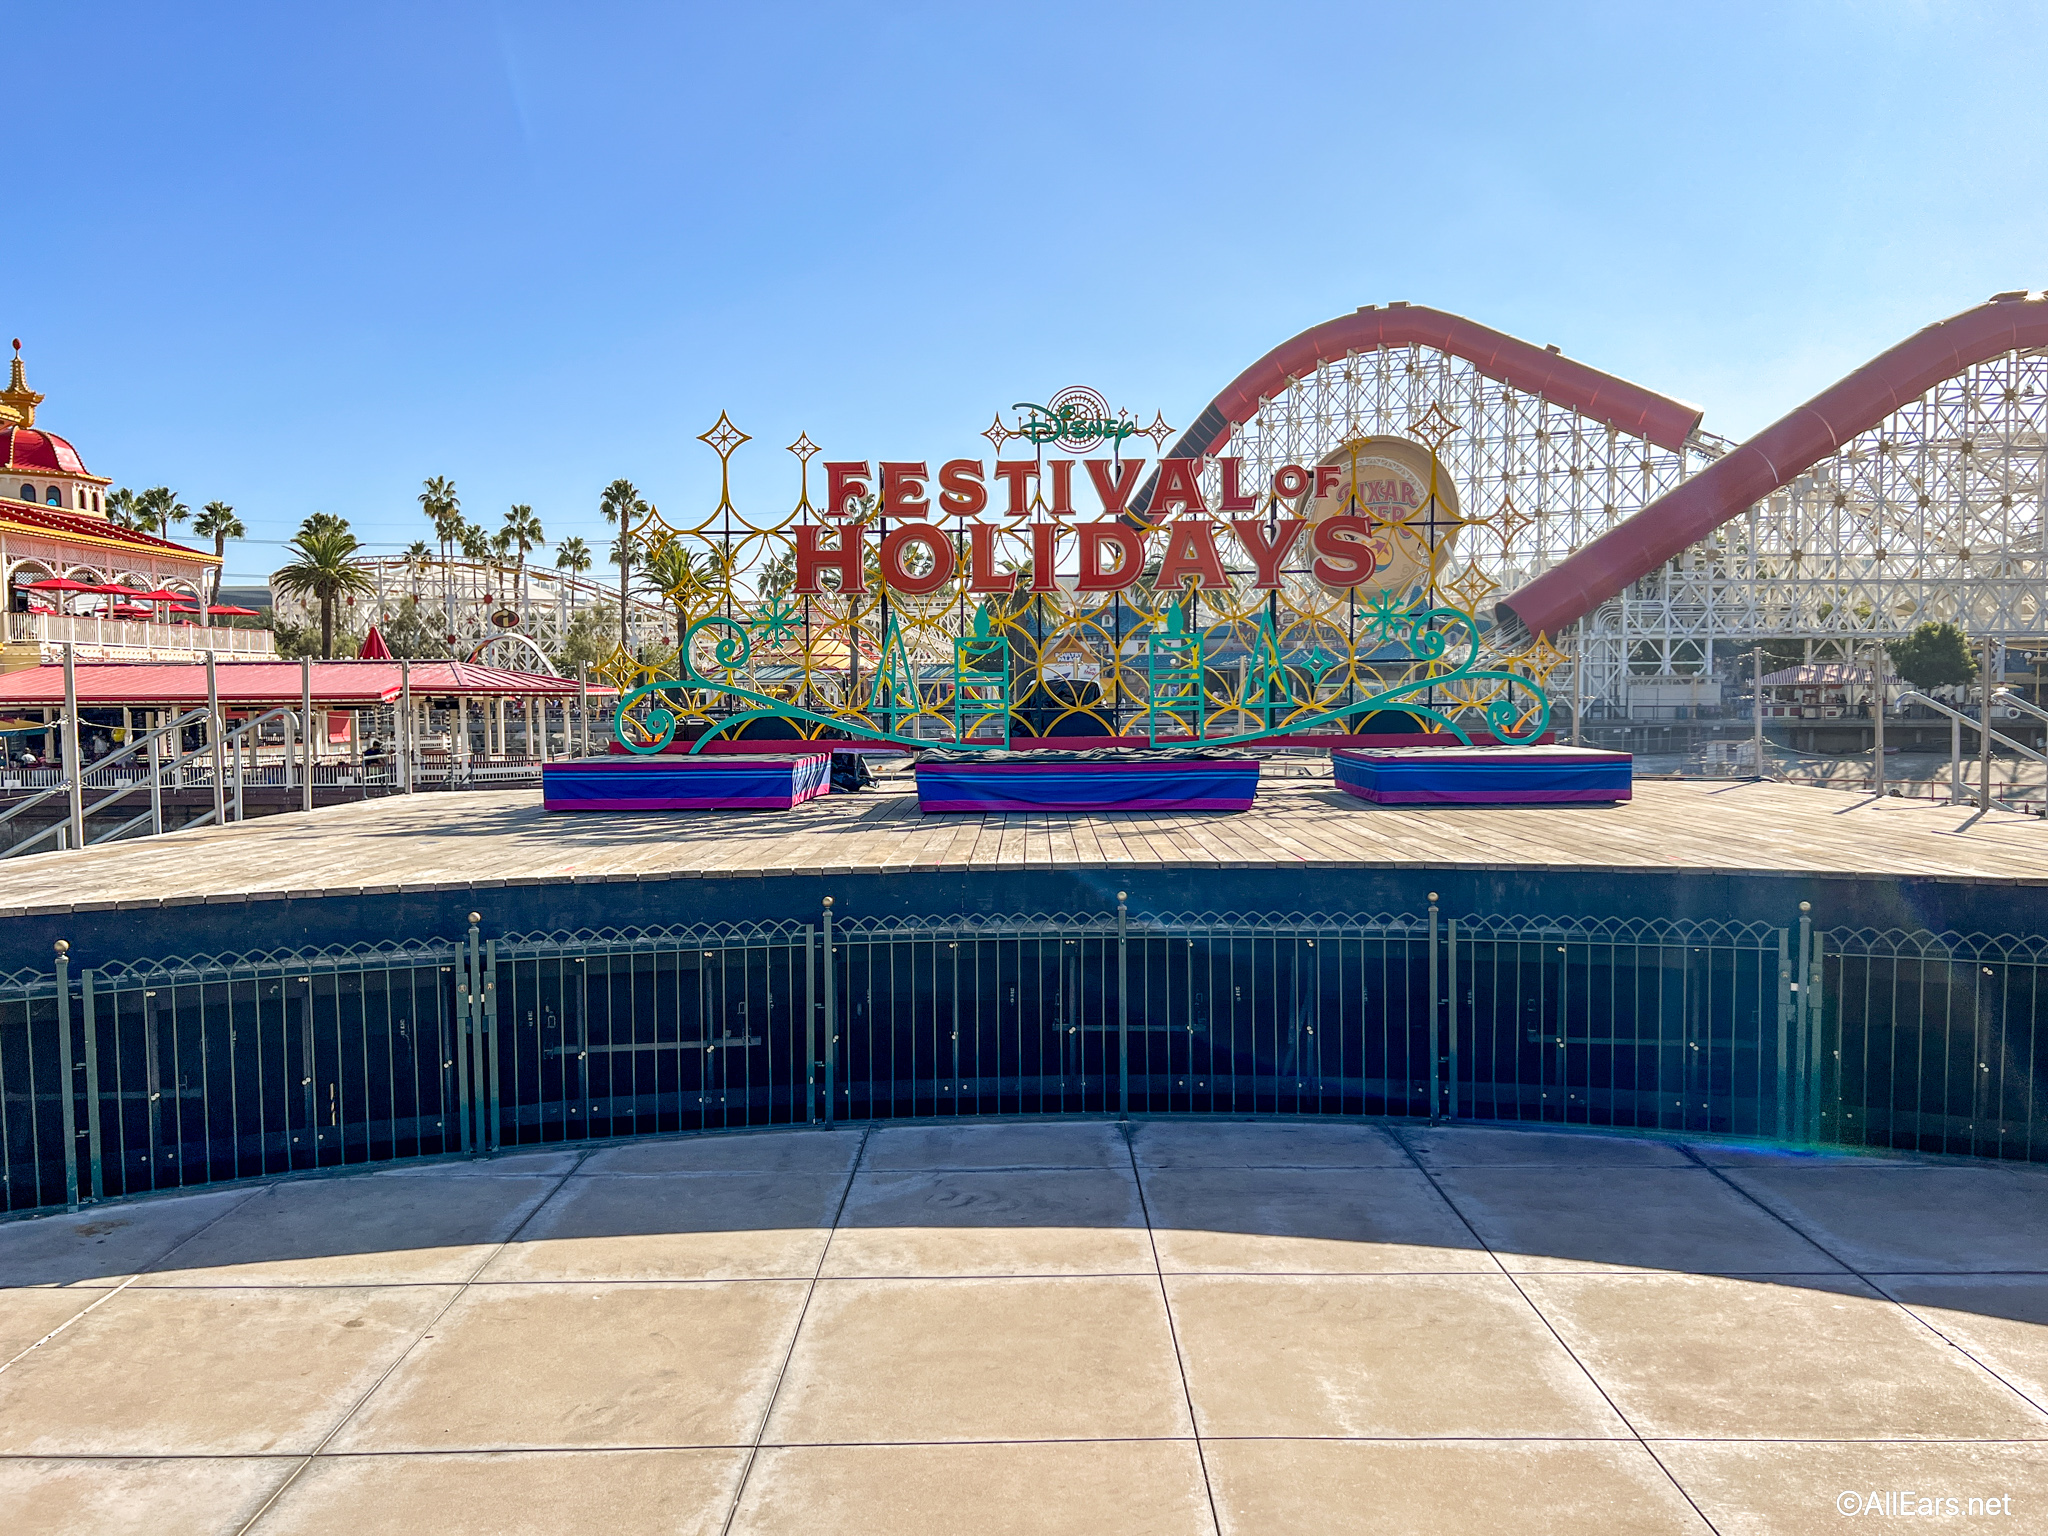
[[1, 1121, 2043, 1533], [0, 777, 2045, 922]]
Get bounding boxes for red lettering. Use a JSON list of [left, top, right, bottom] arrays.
[[1085, 457, 1145, 514], [879, 461, 930, 519], [1311, 515, 1378, 588], [1148, 458, 1209, 519], [879, 523, 953, 594], [993, 461, 1038, 515], [1231, 518, 1307, 588], [1314, 464, 1344, 501], [824, 462, 870, 519], [938, 459, 987, 517], [1029, 521, 1060, 592], [1047, 458, 1075, 516], [1272, 464, 1311, 499], [1077, 524, 1147, 591], [968, 520, 1014, 593], [1218, 457, 1259, 513], [1154, 522, 1229, 589], [795, 523, 865, 595]]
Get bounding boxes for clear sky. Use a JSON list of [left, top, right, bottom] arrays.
[[10, 2, 2045, 583]]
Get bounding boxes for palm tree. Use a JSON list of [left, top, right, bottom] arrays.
[[600, 479, 647, 654], [458, 521, 492, 561], [104, 487, 139, 529], [137, 486, 189, 538], [191, 501, 246, 628], [641, 541, 705, 646], [193, 500, 245, 562], [419, 476, 460, 628], [272, 522, 374, 658], [555, 536, 592, 577], [402, 540, 434, 601]]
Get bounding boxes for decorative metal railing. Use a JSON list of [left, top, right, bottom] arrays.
[[3, 904, 2043, 1215]]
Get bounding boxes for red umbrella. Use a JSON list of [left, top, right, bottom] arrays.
[[129, 588, 192, 603], [209, 603, 262, 617], [24, 577, 99, 594], [357, 625, 393, 659], [88, 582, 145, 595]]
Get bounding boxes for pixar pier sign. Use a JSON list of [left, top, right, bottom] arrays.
[[792, 396, 1454, 601]]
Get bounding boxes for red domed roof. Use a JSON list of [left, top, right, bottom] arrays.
[[1, 423, 90, 476]]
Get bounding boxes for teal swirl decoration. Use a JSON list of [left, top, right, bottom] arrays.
[[611, 605, 1549, 755]]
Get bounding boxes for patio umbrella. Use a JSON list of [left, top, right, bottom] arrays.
[[357, 625, 393, 659], [209, 603, 263, 617], [23, 577, 99, 594], [129, 588, 192, 603]]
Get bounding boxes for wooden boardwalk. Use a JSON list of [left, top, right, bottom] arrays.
[[0, 777, 2041, 920]]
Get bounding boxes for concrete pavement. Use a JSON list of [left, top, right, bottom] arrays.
[[1, 1120, 2043, 1534]]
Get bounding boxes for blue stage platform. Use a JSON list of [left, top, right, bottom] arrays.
[[1333, 744, 1633, 805], [543, 752, 831, 811], [915, 751, 1261, 813]]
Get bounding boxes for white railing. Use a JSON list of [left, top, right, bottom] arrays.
[[5, 612, 276, 657]]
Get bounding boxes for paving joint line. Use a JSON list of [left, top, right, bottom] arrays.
[[227, 1145, 598, 1536], [0, 1182, 272, 1376], [1385, 1125, 1727, 1536], [1677, 1142, 2048, 1421], [1121, 1122, 1225, 1536], [716, 1124, 874, 1536]]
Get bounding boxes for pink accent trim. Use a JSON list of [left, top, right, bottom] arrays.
[[918, 797, 1258, 813], [1501, 296, 2048, 638], [1336, 785, 1630, 805], [545, 796, 803, 810], [918, 759, 1261, 775]]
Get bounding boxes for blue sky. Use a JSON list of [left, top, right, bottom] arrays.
[[10, 2, 2044, 582]]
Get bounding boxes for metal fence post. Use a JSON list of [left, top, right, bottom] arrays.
[[80, 965, 103, 1201], [54, 940, 78, 1208], [61, 644, 84, 852], [1807, 913, 1827, 1143], [148, 717, 165, 835], [455, 913, 477, 1153], [804, 923, 817, 1123], [1116, 891, 1129, 1118], [1445, 916, 1459, 1121], [300, 655, 315, 813], [1980, 636, 1995, 810], [484, 935, 501, 1151], [205, 650, 226, 829], [1427, 892, 1441, 1122], [1794, 901, 1812, 1142], [821, 896, 836, 1127], [1775, 927, 1793, 1141]]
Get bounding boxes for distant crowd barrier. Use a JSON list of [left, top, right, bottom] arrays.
[[3, 901, 2043, 1215]]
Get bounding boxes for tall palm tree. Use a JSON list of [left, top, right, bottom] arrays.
[[137, 486, 189, 539], [419, 476, 460, 629], [600, 479, 647, 653], [104, 487, 139, 529], [191, 501, 245, 628], [193, 500, 245, 562], [502, 504, 545, 619], [272, 522, 374, 658], [554, 536, 592, 578]]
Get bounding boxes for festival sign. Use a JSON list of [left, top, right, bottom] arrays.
[[602, 394, 1554, 754]]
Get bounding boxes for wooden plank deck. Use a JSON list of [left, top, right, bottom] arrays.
[[0, 778, 2042, 921]]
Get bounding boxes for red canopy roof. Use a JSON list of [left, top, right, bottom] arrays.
[[0, 660, 614, 709]]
